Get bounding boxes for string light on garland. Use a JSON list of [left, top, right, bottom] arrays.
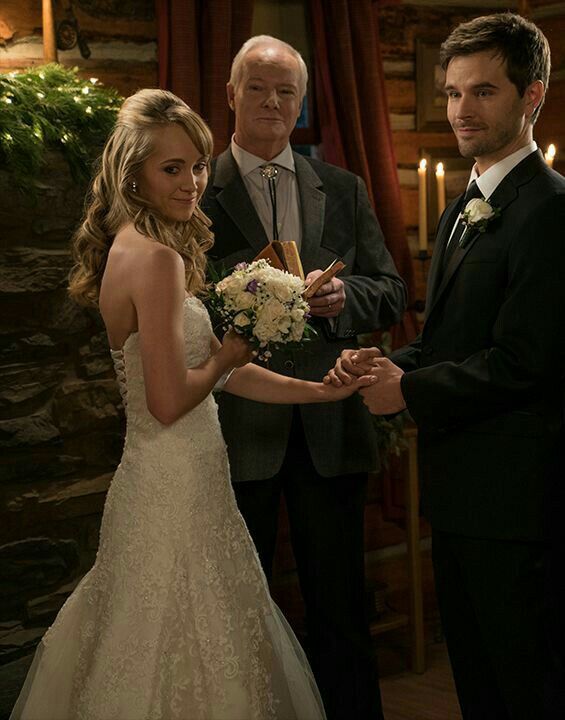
[[0, 63, 123, 190]]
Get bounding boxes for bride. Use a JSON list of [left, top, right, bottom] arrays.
[[10, 89, 375, 720]]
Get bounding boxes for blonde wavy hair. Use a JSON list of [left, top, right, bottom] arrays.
[[68, 89, 214, 307]]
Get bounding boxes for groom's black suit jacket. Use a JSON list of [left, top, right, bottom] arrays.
[[391, 150, 565, 541]]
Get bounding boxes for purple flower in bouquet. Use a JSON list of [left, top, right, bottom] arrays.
[[234, 262, 248, 271], [246, 279, 259, 294]]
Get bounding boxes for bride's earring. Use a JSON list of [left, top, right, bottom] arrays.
[[131, 180, 138, 193]]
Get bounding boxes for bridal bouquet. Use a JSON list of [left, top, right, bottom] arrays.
[[209, 259, 315, 360]]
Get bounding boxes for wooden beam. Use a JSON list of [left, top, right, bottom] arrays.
[[42, 0, 58, 63]]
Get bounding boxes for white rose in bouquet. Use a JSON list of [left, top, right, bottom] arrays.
[[289, 319, 306, 342], [208, 259, 315, 360], [270, 279, 295, 303], [233, 290, 256, 310], [233, 312, 251, 328]]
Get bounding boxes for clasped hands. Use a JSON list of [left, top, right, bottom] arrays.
[[323, 348, 407, 415]]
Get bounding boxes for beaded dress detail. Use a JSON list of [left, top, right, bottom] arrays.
[[10, 296, 325, 720]]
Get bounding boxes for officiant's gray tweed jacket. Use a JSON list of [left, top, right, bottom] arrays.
[[202, 148, 407, 482]]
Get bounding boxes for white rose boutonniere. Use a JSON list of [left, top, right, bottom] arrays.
[[459, 198, 501, 247]]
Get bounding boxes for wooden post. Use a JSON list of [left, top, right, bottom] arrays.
[[42, 0, 58, 63], [404, 426, 426, 673]]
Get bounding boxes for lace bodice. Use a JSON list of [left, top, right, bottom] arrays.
[[110, 295, 216, 433]]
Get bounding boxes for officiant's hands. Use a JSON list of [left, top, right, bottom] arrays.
[[305, 270, 346, 318]]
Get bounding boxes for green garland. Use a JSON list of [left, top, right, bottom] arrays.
[[0, 64, 122, 188]]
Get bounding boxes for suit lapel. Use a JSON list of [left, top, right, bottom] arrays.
[[426, 149, 544, 320], [430, 224, 479, 309], [293, 153, 326, 271], [213, 150, 270, 255], [425, 199, 462, 313]]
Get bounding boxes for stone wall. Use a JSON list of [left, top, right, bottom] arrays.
[[0, 152, 125, 663], [0, 0, 154, 669]]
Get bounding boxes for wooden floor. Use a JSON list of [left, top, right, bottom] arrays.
[[380, 643, 462, 720]]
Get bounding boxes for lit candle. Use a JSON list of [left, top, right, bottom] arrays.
[[545, 144, 556, 168], [436, 162, 446, 218], [418, 159, 428, 252]]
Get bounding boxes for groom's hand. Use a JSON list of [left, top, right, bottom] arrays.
[[359, 358, 406, 415], [323, 347, 383, 386]]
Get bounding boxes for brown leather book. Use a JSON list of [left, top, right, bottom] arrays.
[[254, 242, 345, 298], [254, 241, 305, 280], [302, 259, 346, 299]]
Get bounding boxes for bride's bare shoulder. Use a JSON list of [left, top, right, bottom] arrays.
[[102, 225, 184, 311], [111, 225, 184, 275]]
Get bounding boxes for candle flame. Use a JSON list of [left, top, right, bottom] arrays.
[[419, 159, 427, 171], [546, 144, 556, 160], [436, 162, 445, 175]]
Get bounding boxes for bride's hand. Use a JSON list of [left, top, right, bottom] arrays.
[[323, 347, 383, 387], [219, 329, 256, 368], [319, 373, 378, 401]]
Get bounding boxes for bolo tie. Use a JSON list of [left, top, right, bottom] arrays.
[[259, 164, 279, 241]]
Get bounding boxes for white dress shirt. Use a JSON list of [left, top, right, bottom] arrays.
[[447, 141, 538, 245], [471, 141, 538, 200], [231, 138, 302, 247]]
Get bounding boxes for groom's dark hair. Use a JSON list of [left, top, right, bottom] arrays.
[[440, 12, 551, 124]]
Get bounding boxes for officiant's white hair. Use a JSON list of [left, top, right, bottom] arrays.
[[229, 35, 308, 100]]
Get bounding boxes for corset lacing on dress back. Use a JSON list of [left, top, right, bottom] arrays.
[[110, 348, 128, 413]]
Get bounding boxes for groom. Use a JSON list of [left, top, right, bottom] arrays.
[[328, 13, 565, 719]]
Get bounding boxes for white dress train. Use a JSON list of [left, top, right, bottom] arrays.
[[10, 296, 326, 720]]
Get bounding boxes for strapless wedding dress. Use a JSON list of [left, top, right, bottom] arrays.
[[10, 296, 326, 720]]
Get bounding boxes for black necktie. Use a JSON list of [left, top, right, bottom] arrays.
[[441, 180, 483, 271], [260, 164, 279, 241]]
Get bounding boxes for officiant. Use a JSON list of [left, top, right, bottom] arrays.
[[202, 34, 406, 720]]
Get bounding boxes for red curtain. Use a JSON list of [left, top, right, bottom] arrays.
[[155, 0, 254, 153], [309, 0, 418, 347]]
